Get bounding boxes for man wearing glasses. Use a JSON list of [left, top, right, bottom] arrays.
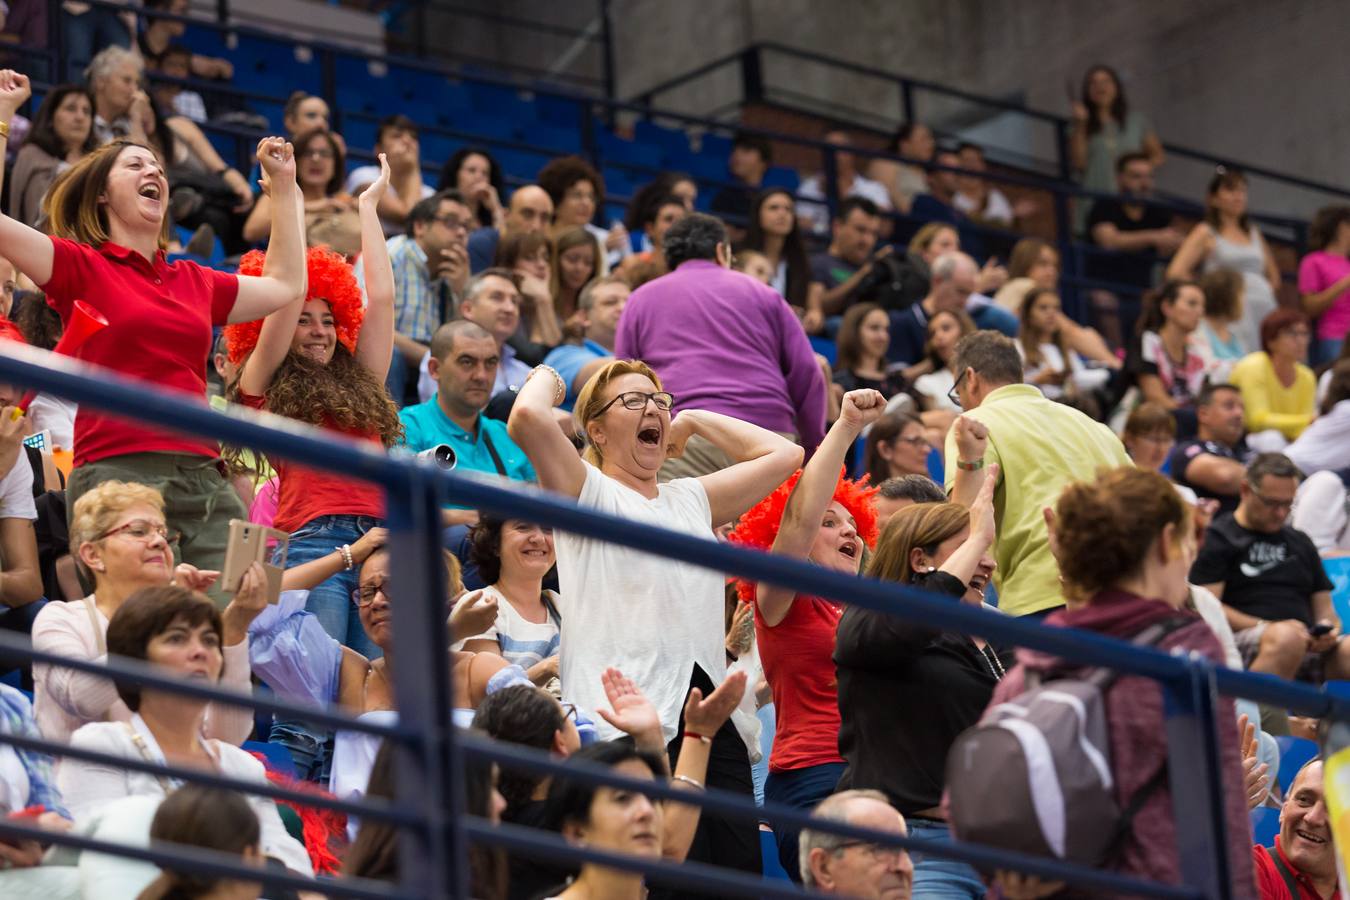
[[799, 789, 913, 898], [1192, 452, 1345, 686], [355, 189, 475, 405]]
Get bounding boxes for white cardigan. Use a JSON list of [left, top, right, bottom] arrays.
[[56, 717, 313, 877]]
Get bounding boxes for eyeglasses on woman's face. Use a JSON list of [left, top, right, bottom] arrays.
[[595, 391, 675, 416], [352, 579, 391, 608], [100, 519, 180, 547]]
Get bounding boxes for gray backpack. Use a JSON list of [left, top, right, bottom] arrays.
[[945, 620, 1184, 866]]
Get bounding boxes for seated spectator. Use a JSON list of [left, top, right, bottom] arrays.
[[984, 465, 1253, 891], [624, 172, 697, 257], [496, 229, 550, 285], [836, 474, 1001, 894], [495, 228, 560, 352], [467, 184, 553, 273], [727, 389, 884, 879], [32, 480, 261, 742], [912, 308, 975, 412], [888, 251, 979, 367], [1167, 383, 1250, 513], [799, 790, 913, 899], [85, 46, 147, 144], [863, 412, 933, 487], [709, 130, 771, 237], [345, 115, 434, 235], [0, 682, 77, 896], [244, 128, 359, 256], [510, 358, 799, 878], [537, 155, 627, 269], [8, 84, 97, 228], [1229, 309, 1316, 444], [0, 396, 40, 608], [147, 44, 206, 124], [867, 122, 935, 216], [1198, 268, 1247, 377], [280, 91, 342, 152], [1121, 400, 1178, 474], [1167, 167, 1280, 353], [459, 269, 533, 397], [1252, 758, 1335, 900], [136, 0, 232, 81], [833, 302, 909, 399], [1299, 204, 1350, 365], [1287, 359, 1350, 475], [945, 331, 1133, 617], [995, 238, 1122, 369], [740, 187, 826, 332], [952, 142, 1020, 228], [250, 545, 509, 788], [920, 148, 964, 215], [460, 517, 561, 686], [543, 276, 627, 411], [355, 189, 473, 405], [872, 474, 946, 529], [615, 192, 685, 286], [812, 198, 890, 321], [1070, 64, 1165, 229], [550, 225, 602, 336], [614, 214, 827, 471], [399, 320, 536, 482], [897, 226, 1015, 341], [1292, 469, 1350, 557], [731, 247, 775, 284], [1017, 287, 1111, 407], [437, 146, 505, 231], [136, 785, 260, 900], [57, 586, 312, 877], [1125, 279, 1212, 436], [1191, 453, 1346, 684], [797, 129, 892, 236]]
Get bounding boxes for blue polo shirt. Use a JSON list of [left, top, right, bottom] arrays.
[[543, 339, 612, 411], [399, 397, 537, 485]]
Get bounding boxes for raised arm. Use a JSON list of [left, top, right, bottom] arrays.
[[756, 389, 884, 627], [0, 71, 54, 286], [355, 154, 395, 380], [672, 410, 804, 527], [939, 464, 998, 586], [507, 365, 588, 498], [230, 137, 307, 324], [948, 414, 993, 509]]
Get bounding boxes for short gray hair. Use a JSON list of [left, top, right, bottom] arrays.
[[931, 251, 975, 284], [86, 45, 143, 86], [662, 213, 727, 269], [578, 276, 630, 312], [462, 267, 519, 306], [878, 474, 946, 504], [798, 789, 894, 887]]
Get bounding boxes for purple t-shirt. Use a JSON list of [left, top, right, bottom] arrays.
[[615, 260, 827, 456], [1298, 250, 1350, 340]]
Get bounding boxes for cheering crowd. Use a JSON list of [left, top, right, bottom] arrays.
[[0, 34, 1348, 900]]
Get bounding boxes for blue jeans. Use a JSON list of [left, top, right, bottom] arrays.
[[385, 344, 412, 408], [908, 818, 986, 898], [1316, 337, 1344, 367], [63, 9, 130, 80], [764, 761, 848, 883], [269, 514, 381, 781]]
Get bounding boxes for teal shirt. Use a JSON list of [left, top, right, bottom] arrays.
[[399, 397, 537, 486]]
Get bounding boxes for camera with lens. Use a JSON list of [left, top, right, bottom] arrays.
[[853, 252, 927, 312], [416, 444, 457, 470]]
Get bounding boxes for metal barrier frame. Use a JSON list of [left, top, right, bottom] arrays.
[[2, 299, 1347, 896]]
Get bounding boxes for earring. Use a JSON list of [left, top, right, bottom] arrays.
[[926, 565, 936, 573]]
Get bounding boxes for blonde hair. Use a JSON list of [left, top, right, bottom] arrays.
[[866, 501, 970, 584], [45, 141, 172, 250], [907, 222, 957, 257], [69, 480, 165, 555], [573, 359, 664, 467]]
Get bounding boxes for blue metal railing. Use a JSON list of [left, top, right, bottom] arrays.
[[1, 304, 1347, 896]]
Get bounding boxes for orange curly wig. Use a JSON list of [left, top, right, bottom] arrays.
[[727, 466, 879, 605], [223, 246, 365, 365]]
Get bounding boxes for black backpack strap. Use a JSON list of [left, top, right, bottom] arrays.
[[480, 428, 509, 477], [1265, 845, 1302, 897], [541, 591, 561, 628]]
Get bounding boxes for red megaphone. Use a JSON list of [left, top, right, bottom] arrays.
[[16, 300, 109, 413]]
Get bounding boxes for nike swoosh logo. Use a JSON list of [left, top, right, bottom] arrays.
[[1240, 561, 1281, 578]]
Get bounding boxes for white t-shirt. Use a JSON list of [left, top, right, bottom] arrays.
[[343, 165, 434, 237], [914, 368, 960, 412], [954, 187, 1015, 226], [555, 463, 725, 742], [0, 449, 36, 520], [797, 172, 894, 235], [463, 585, 561, 671]]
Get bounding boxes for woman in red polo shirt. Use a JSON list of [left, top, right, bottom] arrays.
[[728, 388, 884, 881], [0, 70, 306, 599]]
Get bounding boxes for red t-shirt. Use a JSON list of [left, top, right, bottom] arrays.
[[237, 391, 384, 532], [39, 237, 239, 467], [1252, 838, 1341, 900], [753, 593, 846, 772]]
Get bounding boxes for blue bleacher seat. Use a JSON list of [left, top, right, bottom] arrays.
[[243, 740, 298, 780], [530, 124, 583, 155], [495, 148, 555, 182], [465, 81, 522, 114], [762, 165, 800, 192], [684, 154, 728, 183], [1275, 735, 1318, 793], [809, 335, 836, 365], [1250, 806, 1280, 847], [343, 116, 379, 153], [699, 131, 733, 159], [534, 92, 583, 128], [634, 120, 692, 164]]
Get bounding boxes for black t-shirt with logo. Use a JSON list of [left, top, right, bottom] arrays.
[[1189, 513, 1334, 625]]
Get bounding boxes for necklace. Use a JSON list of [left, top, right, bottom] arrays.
[[976, 642, 1006, 681]]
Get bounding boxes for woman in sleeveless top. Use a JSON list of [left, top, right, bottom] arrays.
[[1169, 168, 1281, 353]]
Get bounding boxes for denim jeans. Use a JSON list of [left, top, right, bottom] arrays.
[[764, 761, 848, 883], [63, 8, 131, 81], [269, 514, 381, 781], [908, 818, 986, 898], [1317, 337, 1344, 367]]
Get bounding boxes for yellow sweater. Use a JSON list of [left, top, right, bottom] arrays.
[[1228, 352, 1316, 441]]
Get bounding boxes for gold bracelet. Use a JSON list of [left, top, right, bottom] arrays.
[[0, 120, 9, 141]]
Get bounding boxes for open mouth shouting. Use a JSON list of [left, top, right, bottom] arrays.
[[838, 539, 859, 562], [637, 424, 663, 448], [138, 182, 163, 202]]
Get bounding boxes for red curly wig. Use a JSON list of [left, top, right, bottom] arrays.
[[727, 467, 879, 605], [223, 246, 365, 365]]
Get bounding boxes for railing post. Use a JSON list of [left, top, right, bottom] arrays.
[[822, 144, 840, 225], [598, 0, 616, 104], [321, 47, 338, 134], [900, 79, 915, 126], [388, 468, 465, 899], [1052, 188, 1081, 323], [1054, 119, 1073, 183], [1162, 657, 1233, 900], [740, 45, 763, 105]]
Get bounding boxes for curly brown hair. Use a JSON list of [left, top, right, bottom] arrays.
[[227, 343, 403, 453]]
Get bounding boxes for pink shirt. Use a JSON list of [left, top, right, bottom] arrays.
[[1298, 251, 1350, 340]]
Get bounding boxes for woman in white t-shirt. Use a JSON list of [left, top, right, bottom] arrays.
[[461, 516, 562, 687]]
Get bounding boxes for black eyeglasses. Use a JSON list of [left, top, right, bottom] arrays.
[[595, 391, 675, 416], [433, 215, 474, 233], [948, 369, 967, 409], [560, 702, 580, 724], [352, 580, 390, 608]]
